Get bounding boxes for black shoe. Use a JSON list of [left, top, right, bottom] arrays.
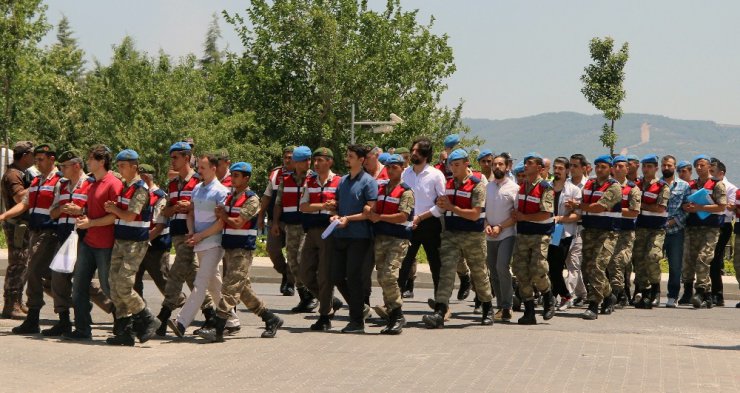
[[600, 293, 616, 315], [517, 300, 537, 325], [713, 293, 724, 307], [401, 290, 414, 299], [11, 308, 40, 335], [261, 311, 283, 338], [581, 301, 599, 320], [310, 315, 332, 331], [41, 311, 72, 337], [61, 329, 92, 341], [457, 274, 471, 301], [422, 303, 447, 329], [735, 301, 740, 308], [614, 290, 627, 309], [282, 282, 295, 296], [542, 291, 555, 320], [132, 308, 161, 343], [155, 307, 171, 337], [106, 317, 135, 346], [480, 302, 494, 326], [691, 288, 706, 309], [678, 282, 693, 305], [331, 297, 344, 314], [279, 274, 288, 294], [193, 307, 216, 335], [340, 321, 365, 334], [291, 287, 318, 313], [198, 316, 227, 343], [380, 307, 405, 335]]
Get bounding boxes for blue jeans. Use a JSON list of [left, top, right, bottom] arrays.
[[72, 241, 112, 336], [663, 230, 684, 299]]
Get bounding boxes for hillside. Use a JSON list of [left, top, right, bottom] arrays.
[[465, 112, 740, 179]]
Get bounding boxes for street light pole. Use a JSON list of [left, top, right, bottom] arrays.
[[350, 103, 403, 144], [351, 103, 356, 144]]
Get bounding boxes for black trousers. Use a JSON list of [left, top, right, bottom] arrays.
[[398, 217, 442, 292], [332, 237, 373, 324], [547, 236, 573, 298], [710, 222, 733, 295]]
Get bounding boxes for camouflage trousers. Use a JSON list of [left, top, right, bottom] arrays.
[[162, 235, 213, 311], [25, 229, 60, 310], [435, 231, 492, 305], [217, 248, 266, 319], [2, 222, 29, 297], [581, 228, 618, 303], [607, 230, 635, 292], [682, 226, 720, 291], [299, 227, 334, 316], [109, 239, 149, 317], [374, 234, 408, 310], [511, 233, 551, 302], [134, 247, 185, 307], [632, 227, 666, 289], [284, 224, 306, 288]]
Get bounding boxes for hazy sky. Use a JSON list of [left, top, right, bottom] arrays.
[[41, 0, 740, 124]]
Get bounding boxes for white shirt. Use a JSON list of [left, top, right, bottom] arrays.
[[402, 164, 446, 218], [191, 179, 229, 252], [567, 176, 588, 190], [554, 180, 582, 238], [722, 177, 737, 221], [485, 177, 519, 241]]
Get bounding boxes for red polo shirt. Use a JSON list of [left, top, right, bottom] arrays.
[[83, 172, 123, 249]]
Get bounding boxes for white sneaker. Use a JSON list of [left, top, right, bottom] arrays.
[[665, 298, 677, 308]]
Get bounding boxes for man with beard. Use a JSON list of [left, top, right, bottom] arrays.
[[660, 156, 690, 308]]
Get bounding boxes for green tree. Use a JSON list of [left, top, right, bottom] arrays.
[[200, 12, 222, 68], [0, 0, 50, 149], [580, 36, 629, 156], [224, 0, 479, 172]]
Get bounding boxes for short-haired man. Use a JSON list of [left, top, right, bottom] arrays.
[[708, 160, 736, 306], [566, 154, 590, 306]]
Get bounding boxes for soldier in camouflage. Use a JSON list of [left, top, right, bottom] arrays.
[[422, 149, 494, 328], [510, 152, 556, 325]]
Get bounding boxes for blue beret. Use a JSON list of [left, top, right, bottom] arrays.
[[292, 146, 312, 162], [522, 152, 543, 162], [513, 161, 525, 174], [378, 152, 391, 165], [641, 154, 659, 164], [444, 134, 460, 149], [477, 149, 493, 162], [115, 149, 139, 161], [384, 154, 404, 166], [594, 154, 613, 166], [613, 155, 628, 163], [448, 148, 469, 162], [626, 154, 640, 162], [677, 160, 691, 170], [692, 154, 711, 165], [229, 162, 252, 174], [168, 141, 192, 153]]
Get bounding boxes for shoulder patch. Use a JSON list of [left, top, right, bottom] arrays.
[[400, 182, 411, 191], [469, 176, 481, 185]]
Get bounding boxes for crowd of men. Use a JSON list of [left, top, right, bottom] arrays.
[[0, 135, 738, 345]]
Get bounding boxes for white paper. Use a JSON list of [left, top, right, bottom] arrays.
[[321, 219, 340, 239]]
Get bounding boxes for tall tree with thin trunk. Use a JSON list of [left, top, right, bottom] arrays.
[[200, 13, 222, 67], [581, 36, 629, 156]]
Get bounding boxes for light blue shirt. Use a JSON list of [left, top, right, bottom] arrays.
[[191, 179, 229, 252]]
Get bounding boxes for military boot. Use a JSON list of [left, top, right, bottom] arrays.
[[422, 303, 447, 329], [651, 283, 661, 307], [198, 315, 227, 343], [2, 292, 27, 320], [678, 281, 693, 305], [106, 317, 135, 346], [600, 293, 616, 315], [261, 310, 283, 338], [457, 273, 471, 300], [517, 300, 537, 325], [132, 308, 161, 343], [581, 301, 599, 320], [42, 310, 72, 337], [481, 301, 494, 326], [11, 308, 40, 334], [193, 307, 216, 335], [542, 291, 555, 320], [381, 307, 406, 335], [155, 306, 171, 337]]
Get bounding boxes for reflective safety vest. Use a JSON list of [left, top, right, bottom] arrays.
[[167, 173, 200, 236], [220, 173, 232, 188], [149, 188, 171, 250], [686, 178, 725, 227], [221, 190, 259, 250], [375, 166, 390, 186], [636, 178, 669, 229], [581, 178, 621, 231], [114, 180, 152, 241], [616, 181, 638, 231], [279, 172, 303, 224], [266, 166, 285, 221], [516, 180, 554, 235], [435, 161, 452, 180], [56, 176, 94, 240], [301, 173, 340, 229], [28, 171, 62, 230], [374, 182, 413, 239], [444, 176, 485, 232]]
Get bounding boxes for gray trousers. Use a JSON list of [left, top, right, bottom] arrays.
[[487, 236, 516, 310]]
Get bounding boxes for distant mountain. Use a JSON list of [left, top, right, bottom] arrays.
[[465, 112, 740, 181]]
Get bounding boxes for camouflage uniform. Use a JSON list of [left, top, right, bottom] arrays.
[[25, 229, 62, 309], [109, 180, 151, 318], [633, 179, 670, 289], [511, 179, 555, 301], [436, 180, 492, 305], [683, 180, 726, 291], [374, 188, 414, 310], [607, 180, 640, 292], [275, 171, 308, 288], [2, 162, 31, 307], [217, 194, 268, 319], [582, 180, 622, 303]]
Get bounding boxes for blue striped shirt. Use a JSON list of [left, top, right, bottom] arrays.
[[663, 177, 690, 234]]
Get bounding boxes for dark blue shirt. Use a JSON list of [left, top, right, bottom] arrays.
[[334, 170, 378, 239]]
